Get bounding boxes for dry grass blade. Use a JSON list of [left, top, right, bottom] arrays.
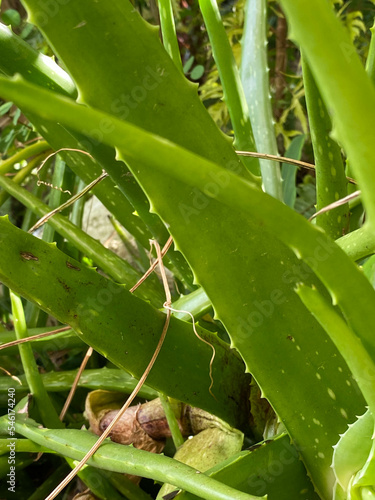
[[36, 148, 93, 178], [59, 237, 174, 422], [59, 346, 94, 421], [45, 238, 172, 500], [35, 148, 94, 195], [18, 136, 44, 147], [0, 366, 22, 385], [28, 169, 108, 234], [235, 150, 357, 185], [0, 326, 71, 351], [309, 190, 361, 222], [130, 236, 173, 292]]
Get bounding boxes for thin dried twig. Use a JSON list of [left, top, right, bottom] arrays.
[[0, 366, 22, 385], [59, 238, 173, 423], [59, 346, 94, 421], [35, 148, 91, 195], [36, 148, 93, 179], [309, 190, 361, 222], [0, 326, 71, 351], [129, 236, 173, 292], [16, 136, 44, 147], [235, 150, 357, 185], [28, 170, 108, 234], [45, 238, 172, 500]]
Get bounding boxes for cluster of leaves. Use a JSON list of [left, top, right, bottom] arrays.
[[1, 0, 375, 499]]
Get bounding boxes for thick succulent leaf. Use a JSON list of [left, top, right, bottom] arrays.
[[0, 74, 368, 499], [301, 58, 348, 239], [332, 410, 373, 491], [0, 23, 154, 252], [0, 368, 159, 400], [178, 434, 319, 500], [0, 326, 84, 355], [296, 284, 375, 414], [0, 216, 250, 428], [279, 0, 375, 227], [0, 415, 263, 500], [20, 0, 252, 181], [240, 0, 283, 199], [0, 172, 164, 306], [0, 20, 194, 285], [0, 23, 76, 98], [197, 0, 260, 176], [350, 433, 375, 495]]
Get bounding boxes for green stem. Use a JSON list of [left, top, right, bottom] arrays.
[[0, 140, 50, 175], [9, 291, 62, 429], [240, 0, 283, 200], [159, 393, 185, 448], [302, 57, 349, 239], [198, 0, 261, 176], [296, 284, 375, 414], [157, 0, 182, 70]]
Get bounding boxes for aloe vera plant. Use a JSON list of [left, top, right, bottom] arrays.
[[0, 0, 375, 498]]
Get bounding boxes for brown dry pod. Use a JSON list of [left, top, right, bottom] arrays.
[[99, 405, 165, 454], [85, 390, 230, 450]]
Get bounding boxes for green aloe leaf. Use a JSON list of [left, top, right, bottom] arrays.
[[0, 74, 368, 498], [279, 0, 375, 227], [0, 21, 194, 286], [332, 409, 373, 492], [0, 368, 158, 401], [240, 0, 283, 199], [301, 58, 348, 239], [0, 215, 250, 428], [0, 23, 76, 98], [0, 173, 163, 305], [198, 0, 260, 176], [0, 414, 264, 500], [296, 284, 375, 414], [0, 24, 156, 253]]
